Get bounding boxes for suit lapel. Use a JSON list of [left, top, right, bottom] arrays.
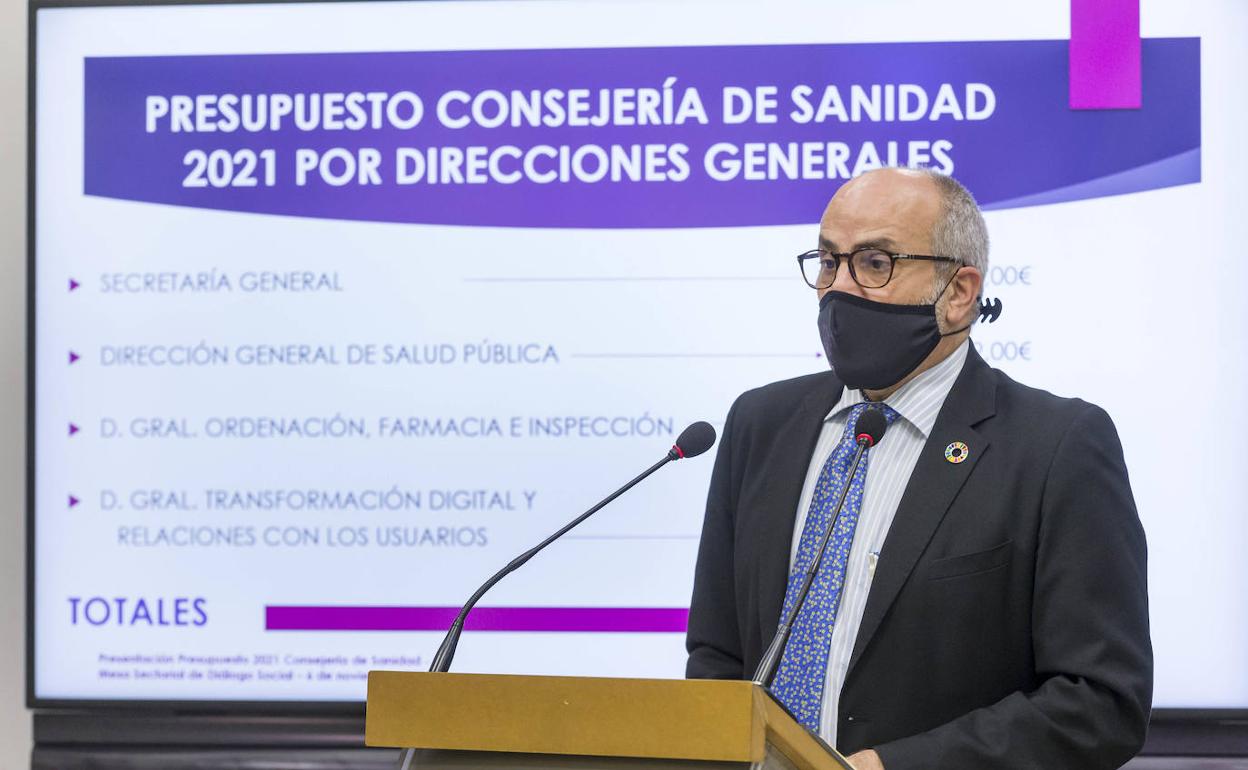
[[756, 376, 843, 641], [845, 346, 998, 677]]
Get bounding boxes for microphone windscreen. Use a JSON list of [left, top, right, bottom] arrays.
[[673, 421, 717, 459], [854, 407, 889, 447]]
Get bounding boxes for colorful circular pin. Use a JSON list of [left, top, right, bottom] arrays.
[[944, 441, 969, 464]]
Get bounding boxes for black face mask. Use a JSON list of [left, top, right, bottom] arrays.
[[817, 285, 968, 391]]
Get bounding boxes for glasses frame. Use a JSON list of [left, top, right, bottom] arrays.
[[797, 247, 961, 290]]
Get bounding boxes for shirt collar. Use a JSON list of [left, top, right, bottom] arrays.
[[826, 339, 970, 439]]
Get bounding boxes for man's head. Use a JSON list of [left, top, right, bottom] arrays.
[[814, 168, 989, 396], [817, 167, 987, 333]]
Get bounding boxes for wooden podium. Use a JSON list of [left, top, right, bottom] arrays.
[[366, 672, 853, 770]]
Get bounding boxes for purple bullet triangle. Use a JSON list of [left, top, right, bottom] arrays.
[[69, 351, 79, 364], [69, 278, 80, 292], [69, 423, 79, 436], [68, 495, 79, 508]]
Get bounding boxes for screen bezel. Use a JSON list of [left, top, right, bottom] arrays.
[[23, 0, 1245, 721]]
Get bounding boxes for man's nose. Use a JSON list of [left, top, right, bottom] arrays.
[[819, 259, 866, 300]]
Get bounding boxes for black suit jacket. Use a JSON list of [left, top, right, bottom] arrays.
[[685, 346, 1152, 769]]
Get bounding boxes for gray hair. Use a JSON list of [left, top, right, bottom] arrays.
[[910, 168, 990, 305]]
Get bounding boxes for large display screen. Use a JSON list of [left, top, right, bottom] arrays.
[[31, 0, 1248, 708]]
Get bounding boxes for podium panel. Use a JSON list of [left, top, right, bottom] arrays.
[[389, 746, 801, 770], [366, 672, 851, 770]]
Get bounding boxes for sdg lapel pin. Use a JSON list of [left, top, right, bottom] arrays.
[[944, 441, 970, 464]]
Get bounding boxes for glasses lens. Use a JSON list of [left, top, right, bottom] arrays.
[[808, 252, 838, 288], [851, 249, 894, 288], [801, 251, 837, 289]]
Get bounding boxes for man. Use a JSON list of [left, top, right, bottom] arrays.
[[685, 168, 1152, 769]]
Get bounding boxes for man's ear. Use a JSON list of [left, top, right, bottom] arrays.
[[946, 266, 983, 328]]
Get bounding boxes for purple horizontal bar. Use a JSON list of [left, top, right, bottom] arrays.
[[1069, 0, 1141, 109], [265, 605, 689, 633]]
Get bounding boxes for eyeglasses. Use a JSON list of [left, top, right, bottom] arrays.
[[797, 248, 961, 290]]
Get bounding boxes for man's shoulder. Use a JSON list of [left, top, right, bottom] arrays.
[[982, 363, 1115, 440]]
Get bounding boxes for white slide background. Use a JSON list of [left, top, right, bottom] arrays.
[[31, 0, 1248, 708]]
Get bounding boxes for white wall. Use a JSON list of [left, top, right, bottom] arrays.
[[1, 0, 32, 765]]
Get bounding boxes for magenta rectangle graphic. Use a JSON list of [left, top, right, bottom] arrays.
[[1070, 0, 1141, 109], [265, 606, 690, 633]]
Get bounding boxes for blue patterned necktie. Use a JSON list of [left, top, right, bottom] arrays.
[[771, 401, 900, 731]]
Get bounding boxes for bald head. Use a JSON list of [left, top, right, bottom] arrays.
[[820, 168, 943, 261]]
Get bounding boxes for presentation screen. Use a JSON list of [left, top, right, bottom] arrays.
[[30, 0, 1248, 708]]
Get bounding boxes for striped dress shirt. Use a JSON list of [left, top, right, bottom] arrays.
[[788, 339, 970, 745]]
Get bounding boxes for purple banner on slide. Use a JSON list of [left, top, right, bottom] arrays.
[[83, 38, 1200, 228], [265, 606, 690, 633]]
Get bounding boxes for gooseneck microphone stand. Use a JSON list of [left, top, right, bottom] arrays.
[[427, 452, 677, 675], [397, 422, 716, 770], [752, 413, 886, 688]]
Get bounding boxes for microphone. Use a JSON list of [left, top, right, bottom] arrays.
[[426, 421, 717, 674], [752, 407, 889, 690], [668, 420, 716, 460]]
